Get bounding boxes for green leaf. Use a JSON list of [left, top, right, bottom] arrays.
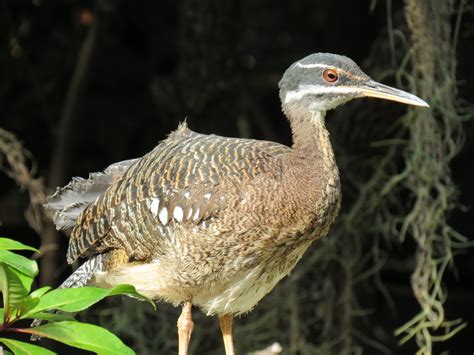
[[22, 285, 154, 318], [24, 311, 77, 322], [17, 297, 40, 317], [25, 321, 134, 355], [0, 250, 38, 278], [0, 239, 39, 253], [0, 308, 4, 323], [17, 287, 52, 317], [13, 270, 34, 295], [0, 338, 54, 355], [0, 263, 29, 321], [28, 287, 51, 299]]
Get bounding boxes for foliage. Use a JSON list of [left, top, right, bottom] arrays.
[[0, 237, 149, 355]]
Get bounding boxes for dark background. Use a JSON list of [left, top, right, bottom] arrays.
[[0, 0, 473, 354]]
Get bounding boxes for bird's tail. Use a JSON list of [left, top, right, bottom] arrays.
[[45, 158, 138, 234], [35, 159, 136, 338], [58, 254, 105, 289], [45, 174, 114, 234], [30, 255, 105, 338]]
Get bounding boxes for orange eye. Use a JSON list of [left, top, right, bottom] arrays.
[[323, 69, 338, 83]]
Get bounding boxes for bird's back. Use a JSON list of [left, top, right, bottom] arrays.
[[59, 122, 291, 265]]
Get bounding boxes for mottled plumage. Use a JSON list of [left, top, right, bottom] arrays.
[[66, 124, 290, 266], [41, 53, 428, 354]]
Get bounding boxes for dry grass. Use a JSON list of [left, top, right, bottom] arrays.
[[0, 128, 47, 243]]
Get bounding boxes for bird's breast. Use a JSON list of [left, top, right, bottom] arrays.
[[271, 166, 341, 241]]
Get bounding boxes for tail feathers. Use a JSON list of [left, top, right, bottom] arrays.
[[58, 254, 105, 288], [45, 158, 138, 233], [46, 173, 113, 232], [30, 255, 105, 338], [103, 158, 138, 178]]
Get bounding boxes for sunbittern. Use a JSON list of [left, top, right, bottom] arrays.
[[42, 53, 427, 354]]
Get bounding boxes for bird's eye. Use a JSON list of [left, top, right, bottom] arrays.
[[323, 69, 338, 83]]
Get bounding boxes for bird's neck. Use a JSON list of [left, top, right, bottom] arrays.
[[284, 104, 337, 172], [277, 103, 341, 237]]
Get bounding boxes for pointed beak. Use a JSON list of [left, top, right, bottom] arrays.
[[359, 81, 429, 107]]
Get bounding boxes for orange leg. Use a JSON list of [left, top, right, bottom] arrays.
[[219, 314, 235, 355], [177, 302, 194, 355]]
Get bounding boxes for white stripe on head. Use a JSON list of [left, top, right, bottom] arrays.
[[295, 62, 331, 69], [284, 85, 361, 104]]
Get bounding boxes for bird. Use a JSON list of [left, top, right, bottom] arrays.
[[42, 53, 428, 355]]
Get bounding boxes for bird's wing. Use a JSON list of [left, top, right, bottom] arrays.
[[66, 122, 290, 263]]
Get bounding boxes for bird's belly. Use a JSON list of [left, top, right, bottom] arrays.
[[92, 237, 310, 316], [193, 265, 277, 316], [192, 240, 310, 316]]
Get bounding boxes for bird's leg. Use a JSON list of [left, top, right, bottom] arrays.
[[219, 314, 235, 355], [177, 302, 194, 355]]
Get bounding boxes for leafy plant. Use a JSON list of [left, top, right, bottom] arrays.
[[0, 237, 152, 354]]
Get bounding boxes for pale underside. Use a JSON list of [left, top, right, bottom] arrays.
[[92, 238, 310, 316]]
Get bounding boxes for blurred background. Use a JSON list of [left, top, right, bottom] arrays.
[[1, 0, 473, 354]]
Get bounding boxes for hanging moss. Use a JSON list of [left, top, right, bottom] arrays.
[[393, 0, 471, 352]]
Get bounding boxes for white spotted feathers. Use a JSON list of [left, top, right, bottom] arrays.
[[146, 190, 214, 227], [150, 198, 160, 216], [173, 206, 184, 222], [158, 207, 168, 225]]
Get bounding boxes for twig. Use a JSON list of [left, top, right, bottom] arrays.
[[41, 12, 99, 286]]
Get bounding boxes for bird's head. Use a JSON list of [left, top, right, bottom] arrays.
[[279, 53, 428, 113]]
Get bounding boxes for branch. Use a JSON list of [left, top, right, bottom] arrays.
[[42, 14, 99, 287]]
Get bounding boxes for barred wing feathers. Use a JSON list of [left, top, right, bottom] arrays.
[[66, 123, 290, 263]]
